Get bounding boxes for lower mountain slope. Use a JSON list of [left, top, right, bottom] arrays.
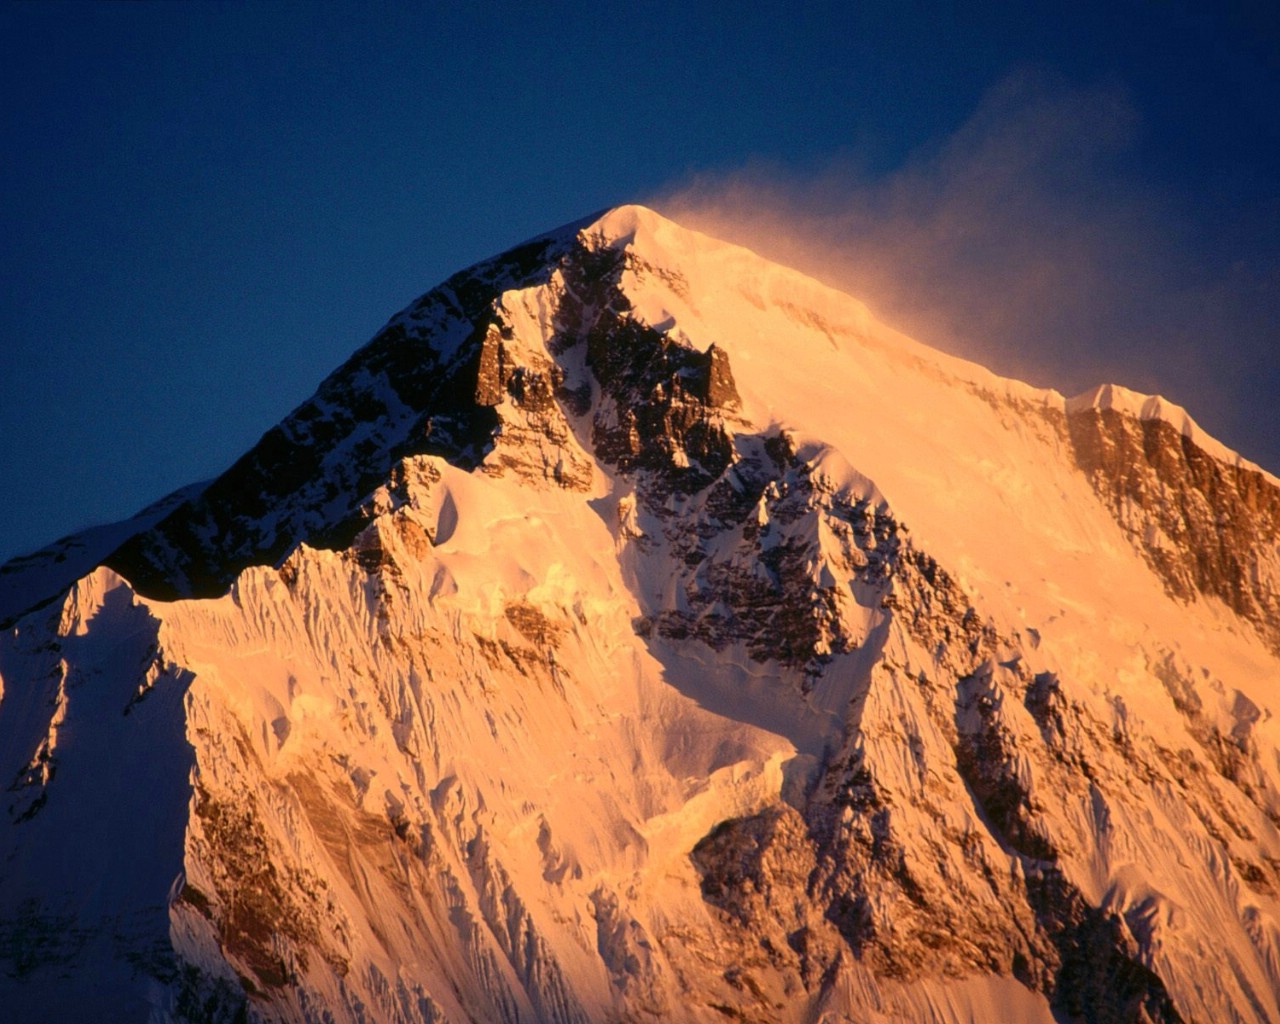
[[2, 205, 1278, 1024]]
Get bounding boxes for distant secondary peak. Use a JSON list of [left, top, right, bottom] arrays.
[[1065, 383, 1268, 477]]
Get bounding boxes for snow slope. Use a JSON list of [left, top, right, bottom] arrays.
[[2, 205, 1279, 1024]]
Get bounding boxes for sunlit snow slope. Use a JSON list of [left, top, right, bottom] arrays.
[[3, 205, 1279, 1024]]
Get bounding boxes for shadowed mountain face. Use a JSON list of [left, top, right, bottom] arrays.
[[2, 206, 1278, 1024]]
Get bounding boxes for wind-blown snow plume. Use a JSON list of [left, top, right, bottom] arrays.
[[653, 70, 1280, 474]]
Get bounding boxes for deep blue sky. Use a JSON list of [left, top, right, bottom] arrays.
[[3, 2, 1278, 563]]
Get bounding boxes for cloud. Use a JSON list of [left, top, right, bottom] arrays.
[[649, 69, 1280, 470]]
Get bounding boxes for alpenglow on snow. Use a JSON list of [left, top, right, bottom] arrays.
[[2, 206, 1280, 1024]]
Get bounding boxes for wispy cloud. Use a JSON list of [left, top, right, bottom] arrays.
[[650, 70, 1280, 469]]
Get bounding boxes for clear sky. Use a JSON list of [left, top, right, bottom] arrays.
[[2, 1, 1277, 563]]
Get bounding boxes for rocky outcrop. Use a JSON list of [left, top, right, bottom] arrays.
[[1068, 406, 1280, 651]]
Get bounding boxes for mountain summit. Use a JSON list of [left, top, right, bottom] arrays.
[[3, 205, 1279, 1024]]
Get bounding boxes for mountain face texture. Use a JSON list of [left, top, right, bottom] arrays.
[[4, 206, 1280, 1024]]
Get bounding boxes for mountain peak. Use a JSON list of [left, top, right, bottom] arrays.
[[2, 207, 1275, 624], [585, 202, 669, 238], [2, 205, 1280, 1024]]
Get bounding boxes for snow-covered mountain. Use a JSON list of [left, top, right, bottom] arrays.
[[3, 205, 1279, 1024]]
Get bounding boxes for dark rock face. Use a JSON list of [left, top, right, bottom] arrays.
[[798, 585, 1054, 986], [554, 246, 740, 497], [1067, 407, 1280, 651], [637, 436, 900, 671], [470, 324, 595, 491], [1027, 868, 1185, 1024], [104, 238, 568, 602], [690, 805, 842, 1002], [954, 664, 1059, 862]]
